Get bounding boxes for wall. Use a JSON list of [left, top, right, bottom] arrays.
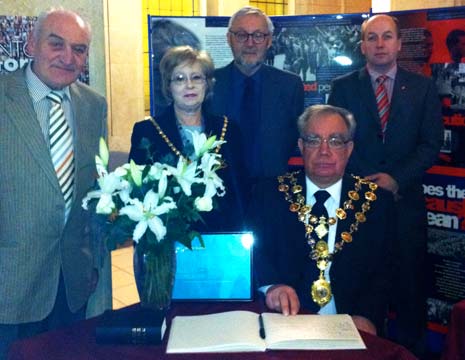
[[104, 1, 145, 152]]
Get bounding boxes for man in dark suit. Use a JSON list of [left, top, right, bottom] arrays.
[[327, 14, 443, 355], [249, 104, 393, 336], [0, 8, 107, 357], [206, 6, 304, 180]]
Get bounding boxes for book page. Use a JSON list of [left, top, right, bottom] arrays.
[[166, 311, 266, 353], [262, 313, 366, 350]]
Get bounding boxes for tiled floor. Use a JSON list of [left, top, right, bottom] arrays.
[[111, 246, 139, 309]]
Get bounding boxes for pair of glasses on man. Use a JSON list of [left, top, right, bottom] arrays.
[[301, 135, 351, 149], [170, 74, 206, 86], [229, 31, 269, 44]]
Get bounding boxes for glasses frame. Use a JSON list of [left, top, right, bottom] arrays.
[[300, 135, 352, 149], [229, 31, 270, 44], [170, 73, 206, 86]]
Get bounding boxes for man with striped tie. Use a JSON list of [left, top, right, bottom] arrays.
[[0, 7, 107, 357], [327, 14, 443, 357]]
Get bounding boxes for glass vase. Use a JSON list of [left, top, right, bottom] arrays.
[[133, 239, 176, 311]]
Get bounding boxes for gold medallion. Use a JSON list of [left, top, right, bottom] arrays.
[[315, 223, 328, 239], [355, 212, 366, 222], [289, 203, 300, 212], [348, 190, 359, 200], [311, 278, 332, 307], [278, 171, 377, 309], [341, 231, 352, 243], [336, 208, 347, 220], [305, 224, 313, 234], [362, 202, 371, 211], [317, 259, 328, 270], [278, 184, 289, 192], [301, 205, 311, 214], [315, 240, 328, 255], [365, 191, 377, 201]]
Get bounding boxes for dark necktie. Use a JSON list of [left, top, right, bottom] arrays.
[[240, 76, 259, 176], [312, 190, 330, 241], [375, 75, 390, 140]]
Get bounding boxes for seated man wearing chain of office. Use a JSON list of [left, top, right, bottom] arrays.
[[248, 104, 394, 335]]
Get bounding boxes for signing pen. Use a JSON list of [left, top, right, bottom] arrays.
[[258, 314, 266, 339]]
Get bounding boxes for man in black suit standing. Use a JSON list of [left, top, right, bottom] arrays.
[[327, 14, 443, 355], [207, 6, 304, 181], [249, 105, 393, 336]]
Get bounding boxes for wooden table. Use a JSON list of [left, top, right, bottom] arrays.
[[8, 301, 417, 360]]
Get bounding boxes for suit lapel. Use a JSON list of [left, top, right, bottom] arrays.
[[214, 63, 234, 116], [5, 70, 59, 190], [357, 68, 380, 123], [389, 68, 409, 127]]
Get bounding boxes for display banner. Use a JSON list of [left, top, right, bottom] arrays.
[[390, 7, 465, 332], [148, 13, 367, 114], [146, 8, 465, 336], [0, 15, 36, 73], [0, 14, 90, 83]]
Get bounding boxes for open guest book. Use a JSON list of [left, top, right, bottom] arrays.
[[166, 311, 366, 353]]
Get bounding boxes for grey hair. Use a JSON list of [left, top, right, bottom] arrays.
[[32, 7, 91, 42], [297, 104, 356, 139], [228, 6, 274, 34]]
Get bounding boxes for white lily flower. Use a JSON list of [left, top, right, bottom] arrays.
[[194, 196, 213, 212], [165, 157, 198, 196], [191, 131, 225, 158], [145, 162, 166, 181], [199, 152, 225, 197], [119, 190, 177, 242]]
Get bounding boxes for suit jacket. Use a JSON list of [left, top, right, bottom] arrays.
[[206, 62, 304, 178], [128, 106, 247, 231], [0, 69, 107, 323], [327, 67, 443, 206], [248, 173, 393, 331]]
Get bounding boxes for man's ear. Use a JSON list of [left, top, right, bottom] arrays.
[[297, 137, 304, 155]]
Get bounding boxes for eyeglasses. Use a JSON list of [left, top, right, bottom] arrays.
[[229, 31, 269, 44], [301, 135, 351, 149], [170, 73, 206, 86]]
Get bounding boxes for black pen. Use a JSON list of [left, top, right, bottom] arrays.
[[258, 314, 266, 339]]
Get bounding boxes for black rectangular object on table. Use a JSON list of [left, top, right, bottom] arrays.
[[95, 307, 166, 345]]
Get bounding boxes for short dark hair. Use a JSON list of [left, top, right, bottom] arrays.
[[361, 14, 400, 40], [446, 29, 465, 51], [297, 104, 356, 139], [159, 45, 215, 103]]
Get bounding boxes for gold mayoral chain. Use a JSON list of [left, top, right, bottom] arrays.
[[277, 171, 378, 307], [148, 116, 228, 163]]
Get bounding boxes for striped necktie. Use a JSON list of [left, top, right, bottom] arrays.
[[47, 91, 74, 218], [375, 75, 390, 140]]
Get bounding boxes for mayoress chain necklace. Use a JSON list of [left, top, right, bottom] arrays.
[[148, 116, 228, 162], [277, 171, 378, 307]]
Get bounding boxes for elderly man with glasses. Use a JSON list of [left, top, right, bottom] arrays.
[[206, 6, 304, 189], [247, 104, 394, 336]]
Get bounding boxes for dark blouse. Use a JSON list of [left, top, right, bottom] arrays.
[[128, 106, 247, 232]]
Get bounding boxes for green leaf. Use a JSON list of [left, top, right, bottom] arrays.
[[99, 137, 109, 168]]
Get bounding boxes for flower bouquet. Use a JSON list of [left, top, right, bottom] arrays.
[[82, 133, 226, 309]]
